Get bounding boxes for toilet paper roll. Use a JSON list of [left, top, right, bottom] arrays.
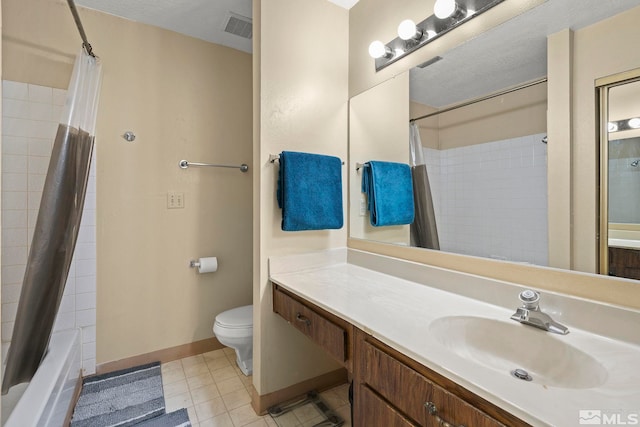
[[197, 257, 218, 274]]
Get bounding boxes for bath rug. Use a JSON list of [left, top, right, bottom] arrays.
[[268, 390, 344, 427], [134, 408, 191, 427], [70, 361, 190, 427]]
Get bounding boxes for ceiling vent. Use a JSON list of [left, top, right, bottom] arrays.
[[224, 12, 253, 39]]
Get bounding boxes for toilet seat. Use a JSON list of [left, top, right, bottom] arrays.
[[215, 305, 252, 329]]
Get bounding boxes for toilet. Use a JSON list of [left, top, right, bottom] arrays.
[[213, 305, 253, 376]]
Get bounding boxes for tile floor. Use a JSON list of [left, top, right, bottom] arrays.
[[162, 347, 352, 427]]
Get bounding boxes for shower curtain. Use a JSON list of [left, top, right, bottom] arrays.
[[2, 50, 102, 394], [409, 122, 440, 250]]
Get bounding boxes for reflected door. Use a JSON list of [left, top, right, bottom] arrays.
[[598, 71, 640, 279]]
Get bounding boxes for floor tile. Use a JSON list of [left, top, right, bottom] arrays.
[[199, 412, 235, 427], [164, 378, 189, 398], [207, 356, 232, 372], [165, 391, 193, 412], [162, 367, 186, 385], [212, 366, 239, 383], [229, 403, 263, 426], [185, 362, 212, 378], [203, 349, 228, 361], [195, 397, 227, 422], [221, 388, 252, 411], [159, 349, 350, 427], [191, 383, 222, 405], [216, 376, 245, 395], [188, 371, 215, 390]]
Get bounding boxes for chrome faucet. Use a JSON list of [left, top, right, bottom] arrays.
[[510, 290, 569, 335]]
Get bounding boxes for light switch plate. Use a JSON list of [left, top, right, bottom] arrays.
[[167, 192, 184, 209]]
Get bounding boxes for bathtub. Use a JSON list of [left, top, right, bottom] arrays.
[[3, 329, 81, 427]]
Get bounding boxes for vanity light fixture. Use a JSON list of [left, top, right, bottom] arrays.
[[434, 0, 465, 19], [398, 19, 423, 41], [608, 117, 640, 133], [368, 0, 505, 71], [628, 117, 640, 129], [368, 40, 394, 59]]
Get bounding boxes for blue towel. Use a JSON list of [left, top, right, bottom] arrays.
[[361, 160, 414, 227], [276, 151, 343, 231]]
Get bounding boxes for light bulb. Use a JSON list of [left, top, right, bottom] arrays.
[[628, 118, 640, 129], [608, 122, 618, 132], [434, 0, 457, 19], [398, 19, 419, 40], [368, 41, 389, 59]]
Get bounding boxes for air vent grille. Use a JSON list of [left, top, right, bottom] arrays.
[[224, 13, 253, 39]]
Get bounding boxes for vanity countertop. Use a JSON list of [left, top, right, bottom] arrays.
[[269, 248, 640, 427]]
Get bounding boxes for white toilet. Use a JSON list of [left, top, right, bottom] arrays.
[[213, 305, 253, 376]]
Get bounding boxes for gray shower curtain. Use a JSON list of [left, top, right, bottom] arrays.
[[409, 122, 440, 250], [2, 51, 102, 394]]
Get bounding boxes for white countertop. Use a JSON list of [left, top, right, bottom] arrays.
[[269, 249, 640, 427]]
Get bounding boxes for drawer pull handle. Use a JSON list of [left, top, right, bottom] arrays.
[[425, 402, 465, 427], [296, 313, 311, 326]]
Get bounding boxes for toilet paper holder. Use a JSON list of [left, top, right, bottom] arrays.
[[189, 260, 200, 268]]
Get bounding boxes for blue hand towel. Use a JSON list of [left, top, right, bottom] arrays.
[[276, 151, 343, 231], [361, 160, 414, 227]]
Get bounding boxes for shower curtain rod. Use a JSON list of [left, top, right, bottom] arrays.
[[410, 77, 548, 123], [67, 0, 95, 57]]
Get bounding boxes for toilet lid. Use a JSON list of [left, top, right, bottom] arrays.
[[216, 305, 253, 328]]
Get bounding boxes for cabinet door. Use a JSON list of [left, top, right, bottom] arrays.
[[358, 385, 418, 427], [273, 285, 347, 363], [361, 341, 505, 427]]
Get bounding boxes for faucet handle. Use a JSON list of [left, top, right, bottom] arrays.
[[519, 289, 540, 309]]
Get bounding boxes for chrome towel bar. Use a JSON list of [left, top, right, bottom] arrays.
[[179, 160, 249, 172], [269, 154, 345, 165]]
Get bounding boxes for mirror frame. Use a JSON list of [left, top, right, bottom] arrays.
[[597, 66, 640, 275]]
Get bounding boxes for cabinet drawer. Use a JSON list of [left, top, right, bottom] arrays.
[[273, 286, 347, 363], [359, 385, 418, 427], [361, 341, 504, 427]]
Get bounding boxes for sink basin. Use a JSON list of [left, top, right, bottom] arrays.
[[429, 316, 608, 389]]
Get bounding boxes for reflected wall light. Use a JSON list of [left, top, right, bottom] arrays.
[[368, 0, 505, 72], [608, 117, 640, 133]]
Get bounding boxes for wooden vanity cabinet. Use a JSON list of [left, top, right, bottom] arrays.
[[272, 284, 353, 371], [354, 330, 529, 427], [271, 284, 529, 427]]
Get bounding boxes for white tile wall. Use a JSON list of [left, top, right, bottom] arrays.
[[2, 81, 97, 375], [609, 138, 640, 224], [424, 133, 548, 265]]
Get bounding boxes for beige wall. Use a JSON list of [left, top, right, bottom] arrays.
[[349, 72, 410, 244], [1, 0, 3, 407], [347, 2, 640, 309], [3, 0, 253, 363], [253, 0, 348, 395], [571, 5, 640, 273], [410, 83, 547, 150]]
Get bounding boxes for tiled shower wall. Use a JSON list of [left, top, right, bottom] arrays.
[[609, 138, 640, 224], [1, 80, 97, 375], [424, 133, 548, 266]]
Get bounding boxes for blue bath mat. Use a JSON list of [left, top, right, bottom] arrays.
[[70, 362, 191, 427]]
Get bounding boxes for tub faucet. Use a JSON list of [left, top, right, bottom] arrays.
[[510, 290, 569, 335]]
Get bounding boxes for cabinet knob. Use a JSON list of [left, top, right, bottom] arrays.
[[424, 402, 465, 427], [296, 312, 311, 326]]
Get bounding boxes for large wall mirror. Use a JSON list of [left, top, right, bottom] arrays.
[[349, 0, 640, 271], [598, 70, 640, 280]]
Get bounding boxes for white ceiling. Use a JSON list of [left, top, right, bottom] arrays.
[[410, 0, 640, 108], [74, 0, 638, 108], [75, 0, 359, 54]]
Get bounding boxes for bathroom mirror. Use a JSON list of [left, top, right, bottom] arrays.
[[598, 70, 640, 280], [349, 0, 640, 270]]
